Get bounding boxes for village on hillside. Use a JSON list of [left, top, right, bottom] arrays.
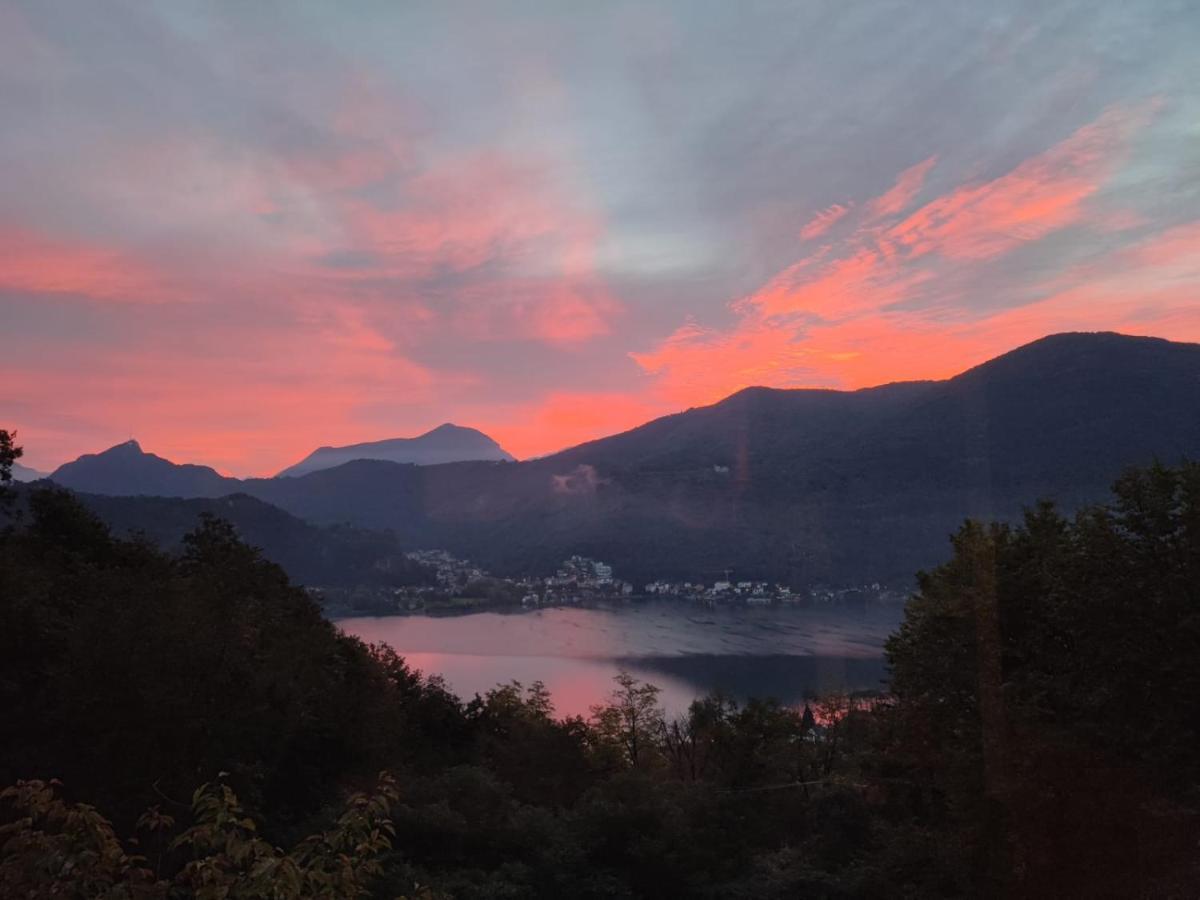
[[315, 549, 905, 617]]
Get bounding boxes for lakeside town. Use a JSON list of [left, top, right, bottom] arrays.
[[315, 548, 907, 617]]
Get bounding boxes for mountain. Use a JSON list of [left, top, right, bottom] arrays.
[[50, 426, 514, 496], [276, 424, 515, 477], [50, 440, 236, 498], [11, 461, 46, 482], [242, 332, 1200, 586], [43, 332, 1200, 588]]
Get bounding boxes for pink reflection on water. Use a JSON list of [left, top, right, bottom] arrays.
[[338, 603, 899, 719], [398, 652, 699, 719]]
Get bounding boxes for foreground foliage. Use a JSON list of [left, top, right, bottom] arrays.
[[2, 439, 1199, 896], [0, 775, 400, 899]]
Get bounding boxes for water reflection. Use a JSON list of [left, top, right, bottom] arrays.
[[337, 601, 900, 717]]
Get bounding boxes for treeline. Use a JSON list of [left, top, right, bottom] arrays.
[[2, 429, 1199, 896]]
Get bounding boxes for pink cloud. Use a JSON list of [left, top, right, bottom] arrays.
[[634, 102, 1190, 407], [883, 107, 1146, 261], [800, 203, 851, 240], [0, 227, 180, 303], [867, 156, 937, 219], [750, 105, 1146, 323], [304, 149, 622, 345]]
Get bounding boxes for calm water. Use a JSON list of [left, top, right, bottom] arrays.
[[336, 601, 902, 717]]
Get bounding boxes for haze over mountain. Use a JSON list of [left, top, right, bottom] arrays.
[[276, 424, 514, 478], [46, 333, 1200, 586], [10, 461, 46, 482], [65, 490, 432, 590]]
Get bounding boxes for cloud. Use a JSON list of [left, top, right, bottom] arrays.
[[295, 148, 622, 345], [0, 227, 180, 304], [479, 391, 663, 460], [867, 156, 936, 220], [882, 107, 1150, 262], [633, 102, 1188, 405], [5, 3, 1199, 474], [799, 203, 851, 240], [551, 464, 607, 495], [631, 319, 832, 405]]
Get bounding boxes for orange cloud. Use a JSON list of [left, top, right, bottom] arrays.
[[481, 391, 664, 460], [883, 107, 1146, 261], [634, 102, 1189, 407], [749, 105, 1146, 323], [631, 318, 843, 406]]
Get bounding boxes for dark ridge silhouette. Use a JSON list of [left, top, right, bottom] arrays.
[[50, 440, 233, 498], [275, 423, 515, 477], [47, 332, 1200, 585]]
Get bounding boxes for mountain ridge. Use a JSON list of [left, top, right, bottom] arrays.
[[43, 331, 1200, 586], [243, 331, 1200, 585], [274, 423, 515, 477]]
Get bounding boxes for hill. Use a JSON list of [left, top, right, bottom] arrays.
[[63, 489, 433, 590], [275, 423, 515, 477]]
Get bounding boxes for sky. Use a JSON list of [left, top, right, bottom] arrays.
[[2, 0, 1199, 476]]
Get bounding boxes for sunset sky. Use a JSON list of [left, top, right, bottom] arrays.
[[3, 1, 1199, 475]]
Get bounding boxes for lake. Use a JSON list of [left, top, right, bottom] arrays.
[[336, 600, 903, 717]]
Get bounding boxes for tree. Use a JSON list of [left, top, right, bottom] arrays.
[[661, 694, 737, 782], [0, 429, 20, 483], [884, 464, 1200, 895], [0, 775, 400, 898], [590, 671, 664, 769], [0, 429, 21, 510]]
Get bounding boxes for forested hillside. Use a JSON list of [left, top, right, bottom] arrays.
[[4, 434, 1199, 895], [73, 490, 434, 589]]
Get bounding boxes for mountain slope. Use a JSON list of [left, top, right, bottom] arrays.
[[276, 424, 515, 477], [244, 332, 1200, 585], [66, 490, 433, 589]]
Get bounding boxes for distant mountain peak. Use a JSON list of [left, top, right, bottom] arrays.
[[50, 440, 233, 498], [275, 424, 515, 478]]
